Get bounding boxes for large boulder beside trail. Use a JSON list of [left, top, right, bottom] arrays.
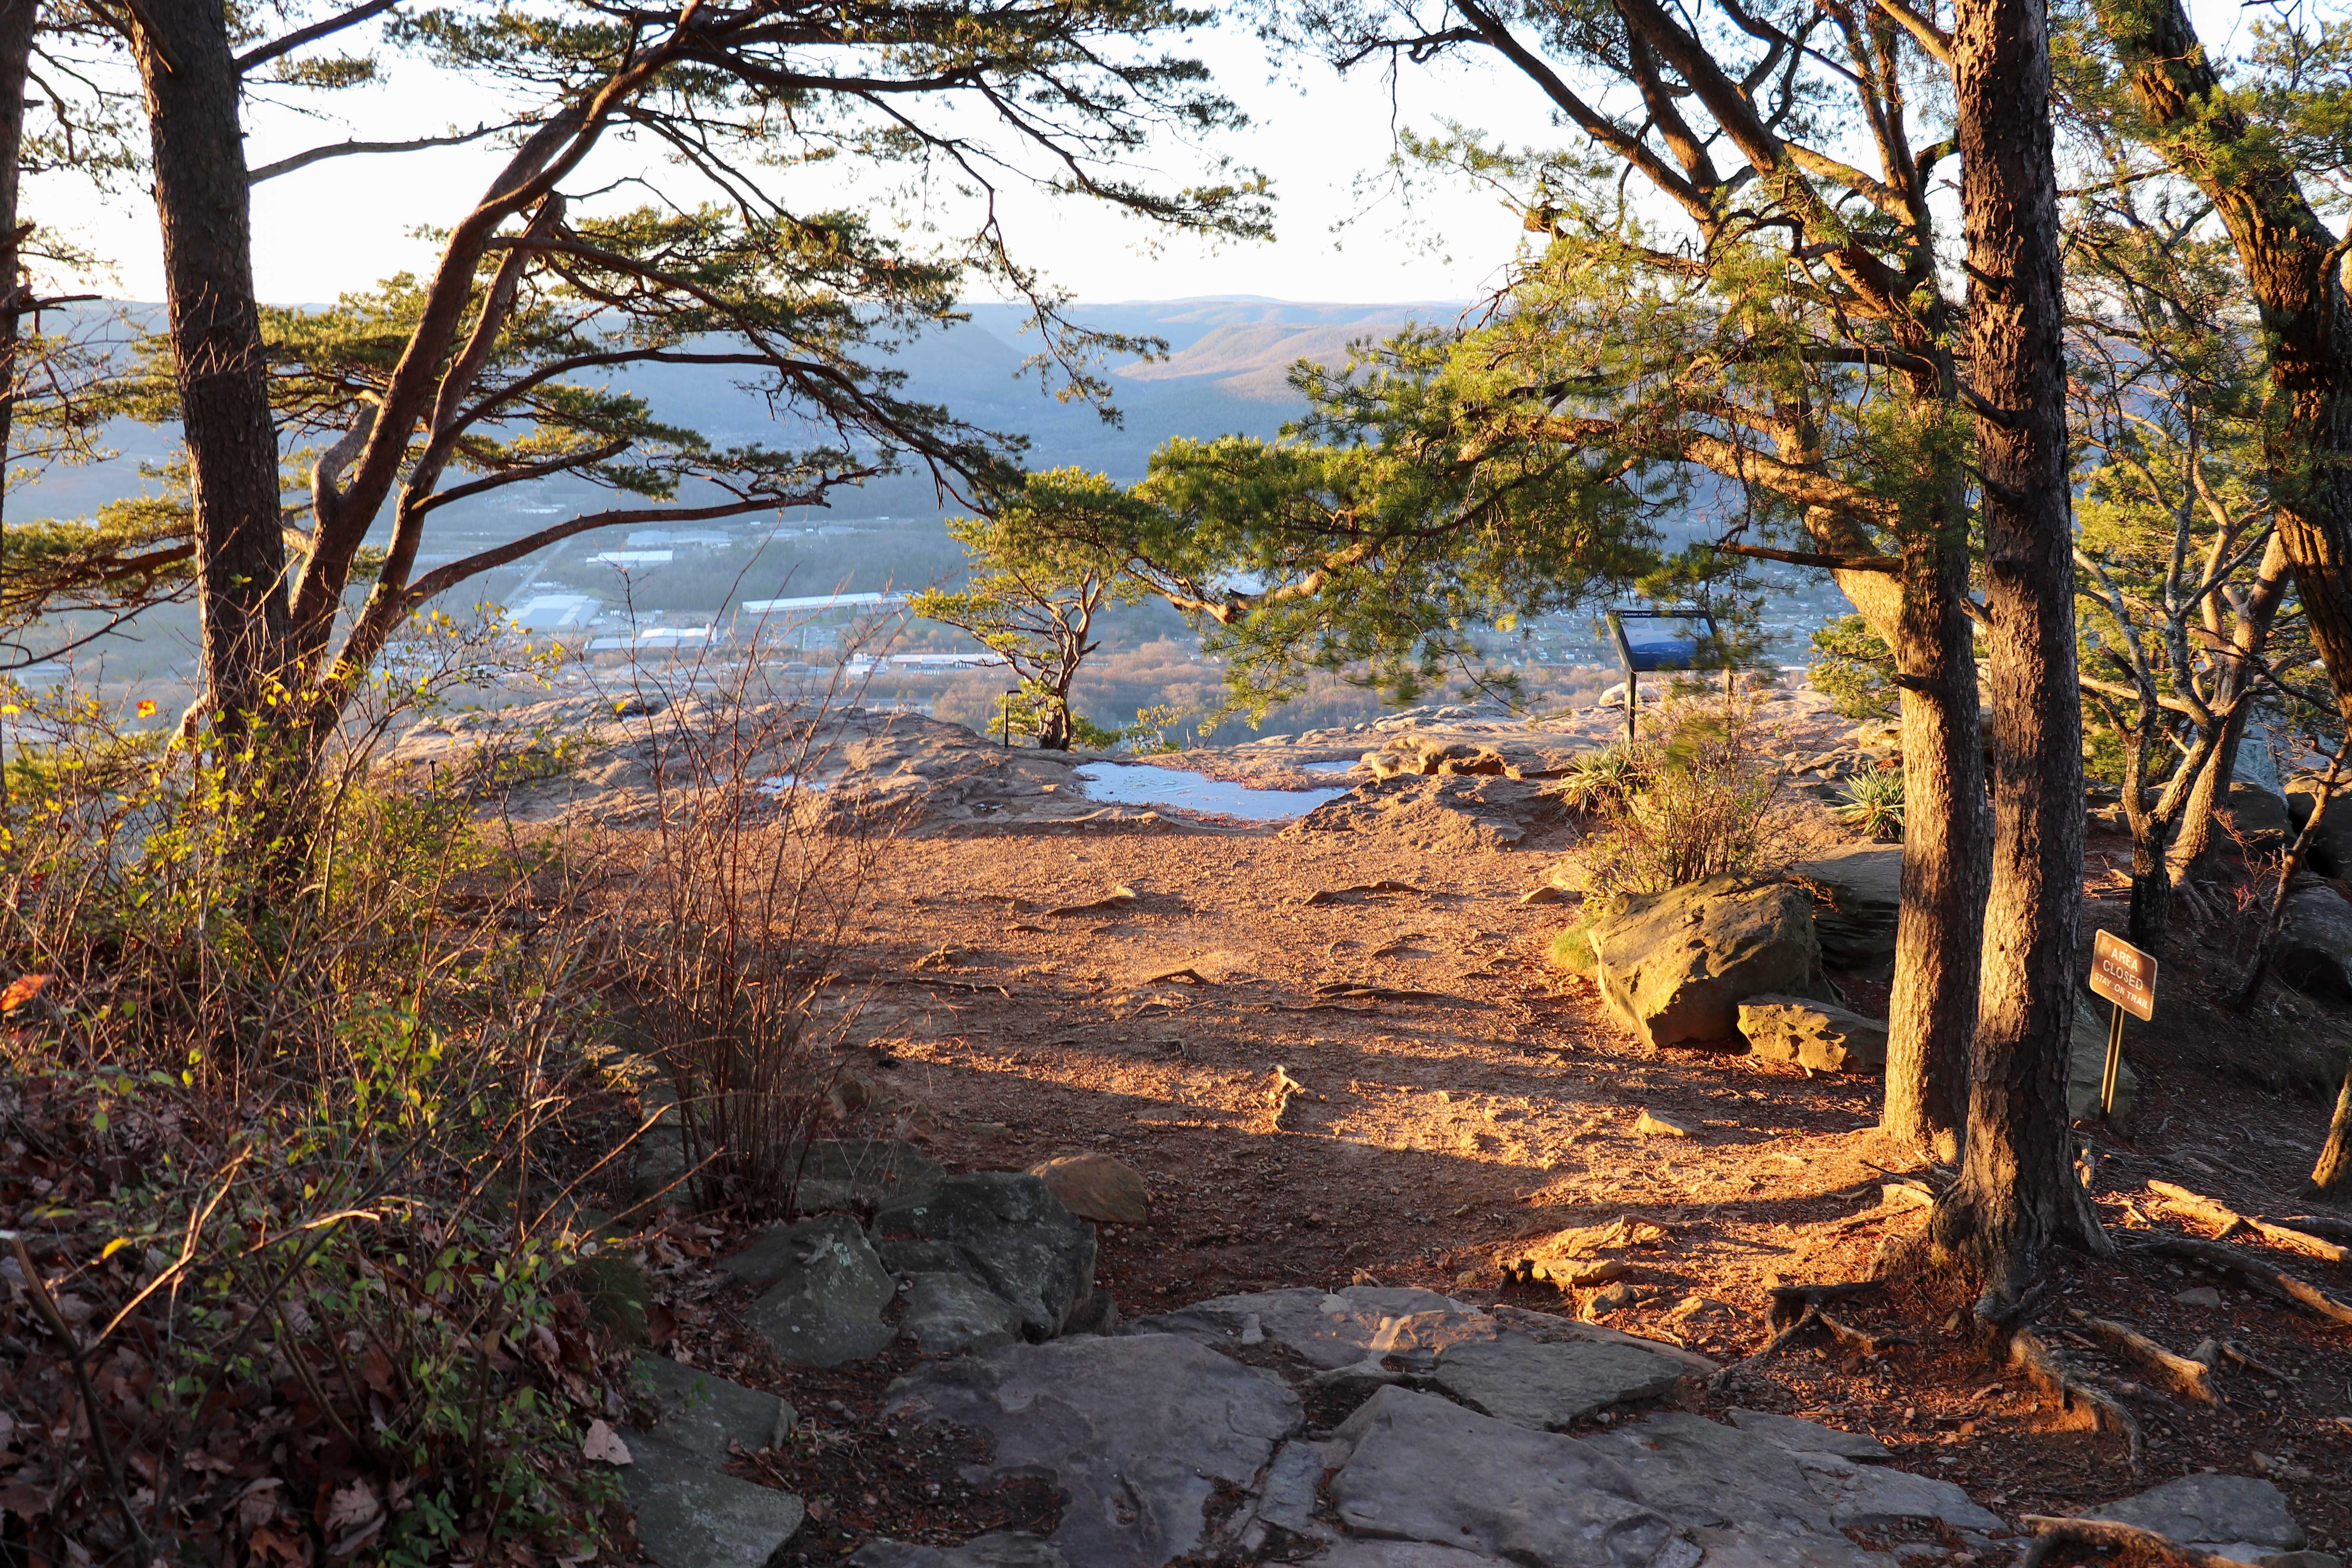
[[873, 1172, 1102, 1341], [1586, 876, 1835, 1049], [2286, 776, 2352, 877], [1788, 846, 1902, 968], [1737, 996, 1889, 1074], [2274, 882, 2352, 1000]]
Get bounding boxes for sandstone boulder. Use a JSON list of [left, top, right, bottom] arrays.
[[2228, 779, 2294, 850], [1737, 996, 1889, 1074], [1587, 876, 1833, 1048], [2276, 882, 2352, 1000], [1788, 846, 1902, 967], [1026, 1154, 1149, 1225]]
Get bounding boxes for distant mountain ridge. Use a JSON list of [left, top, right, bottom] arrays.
[[6, 297, 1468, 525]]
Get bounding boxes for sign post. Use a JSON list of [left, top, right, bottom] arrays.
[[2087, 928, 2158, 1119]]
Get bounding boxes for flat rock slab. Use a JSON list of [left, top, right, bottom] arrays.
[[847, 1534, 1066, 1568], [885, 1332, 1302, 1568], [875, 1173, 1097, 1340], [1328, 1387, 1684, 1568], [1256, 1438, 1340, 1537], [1582, 1412, 1836, 1540], [2082, 1474, 2305, 1554], [1486, 1305, 1720, 1378], [904, 1270, 1020, 1356], [1301, 1543, 1516, 1567], [1134, 1286, 1494, 1370], [1788, 1451, 2003, 1533], [728, 1215, 896, 1368], [633, 1354, 796, 1461], [1726, 1409, 1892, 1462], [1432, 1338, 1689, 1430], [625, 1436, 806, 1568]]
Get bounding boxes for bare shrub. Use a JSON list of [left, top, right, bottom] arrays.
[[578, 630, 897, 1218], [1574, 691, 1800, 897]]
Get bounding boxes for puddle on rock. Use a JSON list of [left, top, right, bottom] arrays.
[[1074, 762, 1350, 821]]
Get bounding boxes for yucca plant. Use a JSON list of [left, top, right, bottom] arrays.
[[1833, 767, 1906, 840]]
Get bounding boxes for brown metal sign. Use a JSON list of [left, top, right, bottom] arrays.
[[2090, 928, 2158, 1023]]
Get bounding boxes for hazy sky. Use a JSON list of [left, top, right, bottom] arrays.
[[34, 24, 1558, 308], [34, 1, 2269, 309]]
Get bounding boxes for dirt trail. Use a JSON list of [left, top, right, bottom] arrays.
[[774, 818, 2352, 1555]]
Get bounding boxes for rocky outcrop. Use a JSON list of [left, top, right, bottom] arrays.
[[620, 1355, 806, 1568], [2276, 882, 2352, 1000], [1788, 846, 1902, 967], [1363, 734, 1584, 780], [2229, 779, 2294, 850], [1737, 996, 1889, 1074], [723, 1214, 898, 1368], [885, 1334, 1305, 1568], [1586, 877, 1834, 1049], [1285, 773, 1577, 853], [2285, 778, 2352, 877], [874, 1172, 1102, 1341], [2079, 1474, 2307, 1560]]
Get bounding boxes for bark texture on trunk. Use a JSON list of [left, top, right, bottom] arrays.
[[2095, 0, 2352, 720], [1882, 508, 1988, 1155], [1931, 0, 2107, 1301], [2314, 1066, 2352, 1194], [132, 4, 289, 739], [1800, 490, 1987, 1158]]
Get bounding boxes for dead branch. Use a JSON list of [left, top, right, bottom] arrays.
[[2018, 1515, 2254, 1568], [2207, 1337, 2291, 1380], [2148, 1180, 2350, 1264], [2009, 1328, 2144, 1471], [1766, 1279, 1882, 1328], [2121, 1232, 2352, 1326], [1709, 1304, 1820, 1391], [2278, 1212, 2352, 1245], [1042, 885, 1139, 917], [1138, 965, 1212, 986], [1815, 1311, 1910, 1357], [1310, 982, 1470, 1005], [1301, 879, 1428, 906], [2069, 1310, 2221, 1405]]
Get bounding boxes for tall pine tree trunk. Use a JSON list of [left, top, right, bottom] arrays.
[[1882, 503, 1988, 1157], [129, 5, 288, 744], [1929, 0, 2107, 1302]]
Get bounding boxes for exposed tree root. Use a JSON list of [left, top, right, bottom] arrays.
[[2017, 1515, 2253, 1568], [1765, 1279, 1882, 1327], [1709, 1304, 1819, 1392], [2281, 1211, 2352, 1243], [1301, 880, 1427, 906], [2148, 1180, 2350, 1264], [2068, 1311, 2221, 1405], [2120, 1231, 2352, 1326], [2009, 1328, 2144, 1471], [1815, 1311, 1910, 1357]]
